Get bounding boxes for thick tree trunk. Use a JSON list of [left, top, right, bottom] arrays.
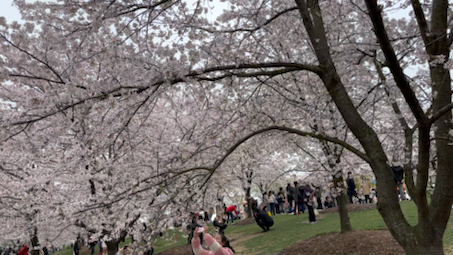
[[333, 174, 351, 233], [106, 240, 119, 255], [425, 0, 453, 243], [399, 229, 444, 255], [295, 0, 453, 253]]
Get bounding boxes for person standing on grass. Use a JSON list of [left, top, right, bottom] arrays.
[[267, 191, 276, 216], [191, 226, 235, 255], [362, 177, 372, 203], [346, 171, 356, 203], [98, 239, 103, 255], [42, 239, 49, 255], [294, 181, 305, 214], [89, 238, 97, 255], [304, 183, 316, 223], [391, 166, 406, 201], [292, 181, 300, 214], [99, 239, 107, 255], [314, 187, 323, 210], [73, 238, 81, 255], [277, 187, 285, 214], [286, 183, 294, 214], [273, 191, 280, 214]]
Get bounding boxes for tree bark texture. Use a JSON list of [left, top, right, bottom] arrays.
[[333, 174, 351, 233], [295, 0, 453, 253], [106, 240, 119, 255], [246, 187, 253, 218]]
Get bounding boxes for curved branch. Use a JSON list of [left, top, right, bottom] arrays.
[[193, 126, 369, 188], [195, 125, 371, 180], [77, 125, 368, 212], [191, 62, 322, 76], [9, 62, 319, 128]]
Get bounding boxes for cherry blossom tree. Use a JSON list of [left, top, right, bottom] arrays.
[[2, 0, 453, 254]]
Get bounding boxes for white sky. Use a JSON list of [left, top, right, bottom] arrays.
[[0, 0, 225, 23], [1, 0, 21, 22]]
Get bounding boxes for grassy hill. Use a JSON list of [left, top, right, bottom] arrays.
[[51, 201, 453, 254]]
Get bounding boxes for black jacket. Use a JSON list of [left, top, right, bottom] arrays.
[[391, 166, 404, 184], [254, 209, 274, 225]]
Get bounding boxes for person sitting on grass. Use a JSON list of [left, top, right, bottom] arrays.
[[191, 226, 235, 255]]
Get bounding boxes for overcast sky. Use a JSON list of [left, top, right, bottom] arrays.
[[1, 0, 21, 22]]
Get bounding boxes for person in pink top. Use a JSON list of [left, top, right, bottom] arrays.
[[191, 226, 235, 255]]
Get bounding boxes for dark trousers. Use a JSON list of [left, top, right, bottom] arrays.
[[307, 204, 316, 222], [316, 197, 323, 209], [295, 201, 305, 213], [288, 200, 294, 213], [364, 195, 371, 203], [278, 202, 285, 213], [256, 218, 273, 230], [225, 211, 234, 223], [269, 203, 275, 215], [347, 190, 354, 203]]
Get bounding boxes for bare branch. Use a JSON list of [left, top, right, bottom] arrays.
[[0, 33, 66, 84], [365, 0, 429, 127]]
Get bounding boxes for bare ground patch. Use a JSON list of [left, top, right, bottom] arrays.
[[277, 229, 404, 255]]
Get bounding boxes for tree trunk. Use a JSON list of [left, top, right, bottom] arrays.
[[333, 174, 351, 233], [245, 186, 253, 218], [245, 170, 253, 218], [398, 228, 444, 255], [294, 0, 453, 253], [106, 240, 119, 255]]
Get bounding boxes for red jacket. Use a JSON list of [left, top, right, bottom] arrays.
[[225, 205, 237, 215], [18, 245, 28, 255]]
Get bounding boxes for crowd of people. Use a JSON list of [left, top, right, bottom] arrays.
[[187, 170, 408, 254], [6, 173, 405, 255], [1, 239, 59, 255], [255, 174, 384, 222], [261, 182, 317, 223]]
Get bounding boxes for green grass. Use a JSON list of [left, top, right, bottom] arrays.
[[54, 247, 75, 255], [152, 228, 188, 254], [49, 202, 453, 255], [194, 201, 451, 254]]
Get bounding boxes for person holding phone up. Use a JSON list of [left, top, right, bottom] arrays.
[[191, 226, 235, 254]]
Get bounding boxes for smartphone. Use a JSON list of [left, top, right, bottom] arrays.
[[197, 227, 204, 233]]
